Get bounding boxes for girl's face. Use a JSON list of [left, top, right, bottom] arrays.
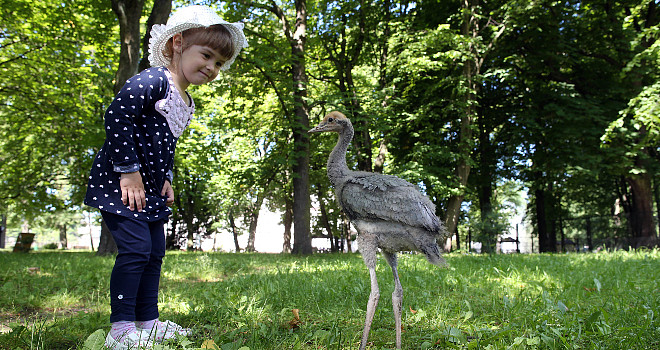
[[177, 44, 225, 85]]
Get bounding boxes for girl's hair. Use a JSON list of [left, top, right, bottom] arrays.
[[163, 24, 235, 66]]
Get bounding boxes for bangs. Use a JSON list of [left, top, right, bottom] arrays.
[[183, 25, 235, 60]]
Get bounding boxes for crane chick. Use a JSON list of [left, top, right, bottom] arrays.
[[309, 111, 447, 350]]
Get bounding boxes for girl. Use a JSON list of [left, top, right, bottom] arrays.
[[84, 5, 247, 349]]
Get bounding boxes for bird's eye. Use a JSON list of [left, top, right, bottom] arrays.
[[328, 117, 334, 123]]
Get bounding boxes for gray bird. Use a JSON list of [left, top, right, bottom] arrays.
[[309, 111, 447, 350]]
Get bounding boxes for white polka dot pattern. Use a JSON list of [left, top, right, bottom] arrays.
[[84, 68, 195, 221]]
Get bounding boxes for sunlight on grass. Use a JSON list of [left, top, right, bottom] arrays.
[[0, 250, 658, 349], [41, 292, 81, 310]]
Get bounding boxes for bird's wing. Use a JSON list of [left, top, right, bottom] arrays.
[[339, 173, 442, 232]]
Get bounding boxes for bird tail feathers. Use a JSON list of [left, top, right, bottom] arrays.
[[421, 243, 447, 267]]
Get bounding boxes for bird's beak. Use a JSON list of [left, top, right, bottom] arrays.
[[308, 123, 325, 133]]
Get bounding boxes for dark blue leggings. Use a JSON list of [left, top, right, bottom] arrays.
[[102, 211, 166, 323]]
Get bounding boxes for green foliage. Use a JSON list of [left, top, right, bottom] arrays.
[[0, 0, 115, 220], [0, 251, 658, 349], [2, 0, 660, 250]]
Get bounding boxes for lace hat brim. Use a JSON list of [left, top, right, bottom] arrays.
[[148, 5, 248, 72]]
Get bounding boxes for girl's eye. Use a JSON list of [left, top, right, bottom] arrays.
[[202, 53, 210, 59]]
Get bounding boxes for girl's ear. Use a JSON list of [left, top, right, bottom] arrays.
[[172, 33, 183, 54]]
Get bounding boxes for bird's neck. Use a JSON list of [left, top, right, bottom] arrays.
[[327, 123, 353, 186]]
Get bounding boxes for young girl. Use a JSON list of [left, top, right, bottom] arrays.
[[84, 5, 247, 349]]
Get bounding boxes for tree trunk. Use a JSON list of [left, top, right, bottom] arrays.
[[468, 228, 472, 252], [228, 209, 241, 253], [444, 0, 478, 250], [282, 197, 293, 253], [342, 216, 352, 253], [586, 217, 593, 251], [245, 193, 265, 252], [0, 214, 6, 249], [290, 0, 312, 255], [478, 109, 497, 253], [654, 177, 660, 236], [59, 224, 68, 249], [373, 139, 388, 174], [317, 187, 336, 252], [455, 225, 460, 250], [616, 176, 634, 236], [96, 219, 117, 256], [166, 211, 178, 249], [184, 181, 196, 251], [535, 183, 556, 253], [110, 0, 146, 93], [138, 0, 171, 71], [626, 171, 657, 246], [559, 217, 565, 253]]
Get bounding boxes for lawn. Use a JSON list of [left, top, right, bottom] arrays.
[[0, 249, 658, 349]]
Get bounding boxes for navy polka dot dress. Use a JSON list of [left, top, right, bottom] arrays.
[[85, 67, 194, 222]]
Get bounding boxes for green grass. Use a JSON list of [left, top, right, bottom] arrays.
[[0, 250, 658, 349]]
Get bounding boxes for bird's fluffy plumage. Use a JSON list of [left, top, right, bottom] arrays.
[[309, 111, 447, 350], [338, 172, 442, 233]]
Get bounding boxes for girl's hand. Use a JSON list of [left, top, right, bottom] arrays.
[[120, 172, 146, 212], [161, 180, 175, 207]]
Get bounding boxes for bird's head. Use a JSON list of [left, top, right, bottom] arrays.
[[308, 111, 350, 134]]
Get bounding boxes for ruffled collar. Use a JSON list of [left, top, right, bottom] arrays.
[[154, 68, 195, 138]]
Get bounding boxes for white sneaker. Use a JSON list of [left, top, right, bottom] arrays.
[[138, 320, 190, 342], [104, 329, 152, 349]]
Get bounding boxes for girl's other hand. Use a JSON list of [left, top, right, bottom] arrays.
[[120, 172, 146, 211], [161, 180, 175, 207]]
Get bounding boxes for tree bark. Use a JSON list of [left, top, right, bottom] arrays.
[[290, 0, 312, 255], [654, 177, 660, 236], [228, 209, 241, 253], [240, 0, 311, 254], [444, 0, 478, 249], [478, 114, 496, 253], [138, 0, 171, 71], [626, 171, 657, 246], [59, 224, 68, 249], [586, 217, 593, 251], [245, 193, 265, 252], [373, 139, 387, 174], [443, 0, 507, 251], [110, 0, 146, 93], [282, 197, 293, 253], [535, 181, 556, 253], [342, 215, 352, 253], [317, 187, 336, 252], [0, 214, 6, 249], [97, 219, 117, 256]]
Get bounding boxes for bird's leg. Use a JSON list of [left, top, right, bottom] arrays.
[[360, 266, 380, 350], [358, 234, 380, 350], [384, 252, 403, 349]]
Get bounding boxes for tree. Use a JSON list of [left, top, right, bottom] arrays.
[[0, 0, 115, 239], [315, 0, 374, 171], [234, 0, 313, 254], [602, 0, 659, 246]]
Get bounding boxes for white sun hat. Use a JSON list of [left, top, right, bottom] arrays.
[[148, 5, 248, 71]]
